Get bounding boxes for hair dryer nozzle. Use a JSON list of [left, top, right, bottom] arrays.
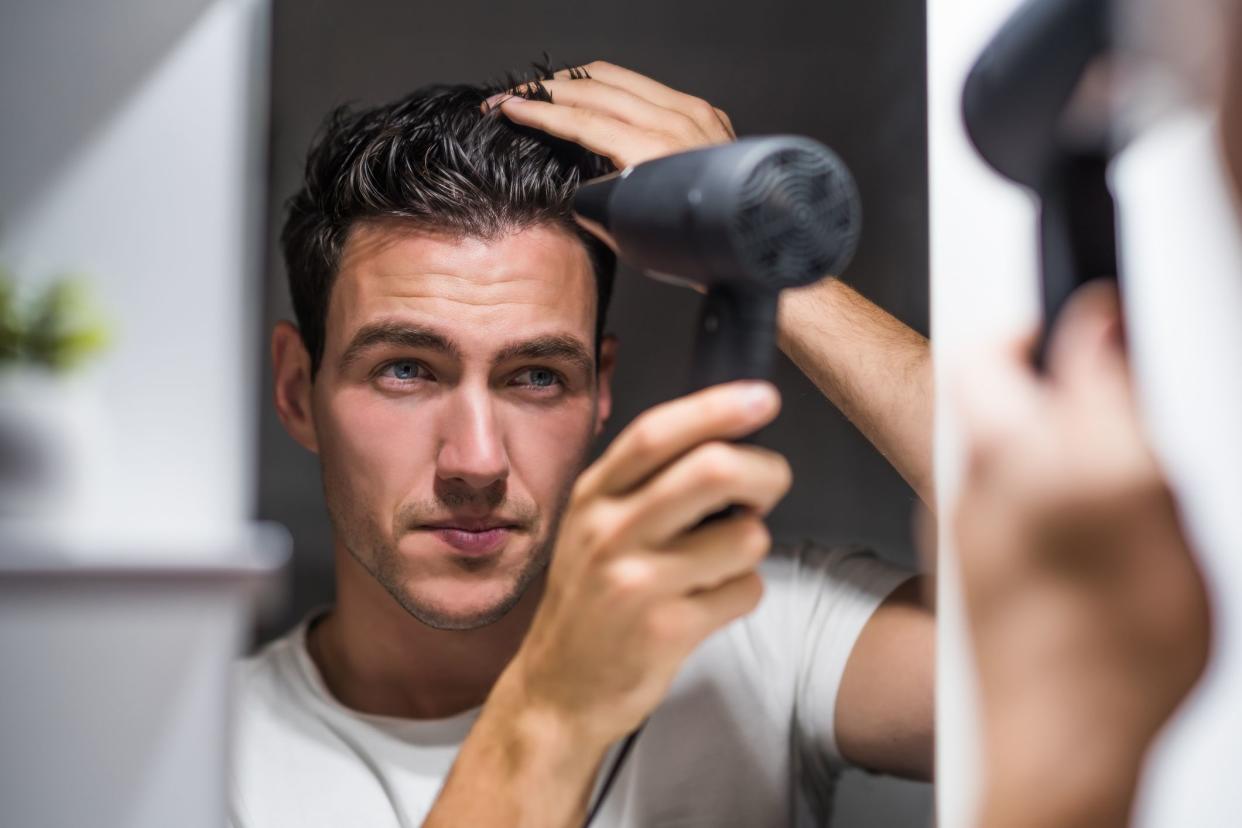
[[572, 136, 862, 293]]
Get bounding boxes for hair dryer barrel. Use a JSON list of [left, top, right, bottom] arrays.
[[573, 136, 862, 290], [962, 0, 1111, 188]]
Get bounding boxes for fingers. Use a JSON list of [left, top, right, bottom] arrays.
[[598, 512, 770, 605], [681, 570, 766, 639], [1045, 280, 1131, 401], [657, 512, 773, 593], [536, 78, 706, 141], [482, 61, 735, 168], [579, 381, 781, 497], [712, 107, 737, 140], [553, 61, 731, 139], [491, 96, 670, 168], [953, 332, 1044, 453], [629, 441, 792, 544]]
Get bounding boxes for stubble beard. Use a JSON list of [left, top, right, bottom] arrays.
[[324, 463, 580, 633], [371, 527, 555, 631]]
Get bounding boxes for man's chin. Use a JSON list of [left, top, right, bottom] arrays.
[[377, 535, 550, 630], [399, 600, 514, 632], [391, 577, 532, 631]]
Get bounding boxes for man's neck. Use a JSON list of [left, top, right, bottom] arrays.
[[308, 545, 543, 720]]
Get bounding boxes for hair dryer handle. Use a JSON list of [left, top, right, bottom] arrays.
[[689, 284, 781, 525], [689, 285, 780, 394]]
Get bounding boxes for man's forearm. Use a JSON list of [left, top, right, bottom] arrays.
[[777, 278, 933, 505], [424, 669, 607, 828]]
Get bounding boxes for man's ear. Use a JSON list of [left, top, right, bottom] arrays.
[[594, 334, 619, 438], [271, 321, 319, 454]]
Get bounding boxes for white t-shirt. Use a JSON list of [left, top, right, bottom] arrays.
[[229, 543, 911, 828]]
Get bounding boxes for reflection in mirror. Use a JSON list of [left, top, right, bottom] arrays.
[[244, 2, 933, 826]]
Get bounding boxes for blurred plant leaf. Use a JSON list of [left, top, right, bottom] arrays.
[[0, 270, 22, 362], [0, 270, 111, 373]]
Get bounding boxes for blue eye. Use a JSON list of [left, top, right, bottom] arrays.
[[528, 369, 557, 387], [382, 360, 425, 381], [514, 368, 562, 389]]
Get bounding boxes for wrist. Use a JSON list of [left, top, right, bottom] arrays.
[[425, 662, 611, 828], [485, 656, 613, 779]]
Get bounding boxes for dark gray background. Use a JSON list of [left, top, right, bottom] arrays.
[[255, 0, 931, 824]]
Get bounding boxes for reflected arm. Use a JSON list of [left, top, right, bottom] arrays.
[[779, 282, 936, 779], [834, 577, 935, 780], [777, 278, 933, 506]]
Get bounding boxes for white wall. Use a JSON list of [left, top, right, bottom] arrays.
[[928, 0, 1036, 824], [1115, 111, 1242, 828], [0, 0, 270, 555], [0, 7, 279, 825]]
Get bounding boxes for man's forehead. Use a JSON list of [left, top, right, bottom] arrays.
[[328, 220, 597, 344]]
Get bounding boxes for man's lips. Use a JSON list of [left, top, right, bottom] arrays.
[[420, 518, 521, 532], [416, 520, 522, 556]]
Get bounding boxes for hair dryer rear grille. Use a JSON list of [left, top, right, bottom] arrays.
[[732, 147, 861, 289]]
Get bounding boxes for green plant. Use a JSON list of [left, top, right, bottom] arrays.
[[0, 269, 110, 372]]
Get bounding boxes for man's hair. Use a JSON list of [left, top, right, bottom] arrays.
[[280, 72, 616, 376]]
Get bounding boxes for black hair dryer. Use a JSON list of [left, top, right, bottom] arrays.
[[573, 136, 862, 391], [963, 0, 1119, 368]]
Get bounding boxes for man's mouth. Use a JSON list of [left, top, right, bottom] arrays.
[[417, 519, 521, 556]]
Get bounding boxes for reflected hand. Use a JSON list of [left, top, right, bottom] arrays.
[[483, 61, 734, 255], [498, 381, 790, 750], [953, 282, 1211, 827], [484, 60, 735, 169]]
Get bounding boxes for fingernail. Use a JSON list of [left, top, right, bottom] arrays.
[[483, 93, 513, 111], [739, 382, 777, 413]]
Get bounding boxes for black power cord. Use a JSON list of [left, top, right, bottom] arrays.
[[580, 723, 645, 828]]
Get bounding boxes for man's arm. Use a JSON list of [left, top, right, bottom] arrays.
[[778, 279, 933, 505], [495, 61, 939, 785], [425, 683, 604, 827], [495, 62, 935, 506], [833, 577, 935, 780], [778, 279, 935, 781]]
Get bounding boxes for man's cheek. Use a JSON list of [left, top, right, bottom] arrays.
[[510, 407, 595, 491], [335, 395, 428, 464], [329, 407, 424, 515]]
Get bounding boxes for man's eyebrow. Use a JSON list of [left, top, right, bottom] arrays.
[[494, 335, 595, 375], [338, 321, 461, 371]]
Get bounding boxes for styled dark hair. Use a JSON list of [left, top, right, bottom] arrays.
[[280, 70, 616, 376]]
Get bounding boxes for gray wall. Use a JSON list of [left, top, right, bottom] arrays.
[[255, 1, 931, 824]]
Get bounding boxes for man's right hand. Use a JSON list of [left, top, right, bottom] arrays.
[[503, 379, 791, 749], [425, 380, 790, 828]]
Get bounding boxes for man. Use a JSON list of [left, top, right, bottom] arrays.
[[232, 62, 933, 827]]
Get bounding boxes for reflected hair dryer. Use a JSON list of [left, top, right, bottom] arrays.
[[571, 137, 861, 826], [963, 0, 1119, 368], [573, 136, 862, 391]]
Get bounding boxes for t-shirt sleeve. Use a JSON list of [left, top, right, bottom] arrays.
[[789, 543, 913, 768], [746, 542, 914, 771]]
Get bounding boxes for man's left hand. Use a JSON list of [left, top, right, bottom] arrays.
[[483, 60, 734, 170]]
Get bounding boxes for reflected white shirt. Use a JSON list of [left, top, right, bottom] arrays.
[[229, 543, 911, 828]]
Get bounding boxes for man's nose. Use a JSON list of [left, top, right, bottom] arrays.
[[435, 386, 510, 490]]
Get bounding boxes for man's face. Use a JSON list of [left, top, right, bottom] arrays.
[[308, 221, 611, 630]]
